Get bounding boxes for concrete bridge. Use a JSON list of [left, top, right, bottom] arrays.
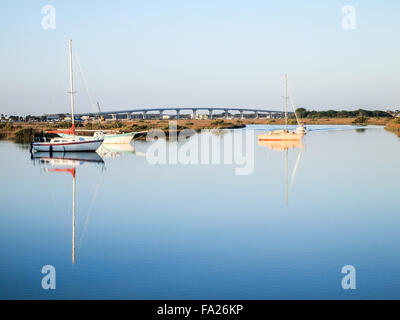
[[78, 107, 289, 120]]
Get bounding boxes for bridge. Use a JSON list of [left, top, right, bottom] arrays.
[[77, 107, 289, 120]]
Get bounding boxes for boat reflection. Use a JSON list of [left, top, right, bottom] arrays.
[[97, 143, 135, 158], [31, 151, 104, 165], [258, 140, 304, 205], [31, 152, 104, 264], [258, 140, 303, 151]]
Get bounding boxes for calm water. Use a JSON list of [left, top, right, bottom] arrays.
[[1, 125, 399, 299]]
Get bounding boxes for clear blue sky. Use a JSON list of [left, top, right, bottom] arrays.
[[0, 0, 399, 115]]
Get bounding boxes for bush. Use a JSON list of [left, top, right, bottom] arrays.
[[52, 121, 71, 128], [352, 116, 368, 124], [14, 128, 34, 143], [112, 120, 123, 128], [5, 123, 14, 131], [211, 120, 224, 126], [132, 124, 148, 131]]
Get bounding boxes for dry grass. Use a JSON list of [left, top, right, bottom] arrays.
[[385, 118, 400, 137], [0, 117, 395, 142]]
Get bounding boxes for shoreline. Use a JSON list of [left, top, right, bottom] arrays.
[[384, 119, 400, 137], [0, 117, 397, 143]]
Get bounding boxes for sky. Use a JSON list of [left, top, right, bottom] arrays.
[[0, 0, 399, 116]]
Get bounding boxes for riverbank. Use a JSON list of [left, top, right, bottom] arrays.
[[385, 119, 400, 137], [0, 117, 396, 143]]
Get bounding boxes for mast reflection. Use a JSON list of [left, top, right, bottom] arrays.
[[31, 152, 104, 264], [258, 140, 304, 205]]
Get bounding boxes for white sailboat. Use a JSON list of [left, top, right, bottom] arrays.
[[32, 40, 104, 152], [258, 74, 304, 141]]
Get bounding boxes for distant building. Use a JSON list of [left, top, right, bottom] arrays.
[[46, 115, 60, 122], [386, 109, 400, 117], [197, 114, 209, 120]]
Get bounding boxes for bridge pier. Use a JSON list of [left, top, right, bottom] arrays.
[[142, 111, 147, 120], [111, 113, 117, 121], [208, 109, 213, 119], [176, 109, 180, 120], [255, 111, 259, 119], [159, 110, 164, 120], [192, 109, 197, 120], [224, 109, 229, 119], [240, 110, 244, 119], [126, 113, 131, 120]]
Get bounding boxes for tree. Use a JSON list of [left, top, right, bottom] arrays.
[[326, 109, 337, 118], [295, 108, 307, 118]]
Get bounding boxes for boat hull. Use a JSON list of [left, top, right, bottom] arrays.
[[103, 132, 135, 144], [32, 139, 103, 152], [258, 130, 303, 141]]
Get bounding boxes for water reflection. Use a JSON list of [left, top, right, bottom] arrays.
[[31, 152, 104, 165], [31, 152, 105, 264], [97, 143, 135, 158], [258, 140, 304, 205]]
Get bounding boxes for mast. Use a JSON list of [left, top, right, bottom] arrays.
[[284, 73, 288, 131], [72, 170, 76, 265], [68, 39, 75, 130]]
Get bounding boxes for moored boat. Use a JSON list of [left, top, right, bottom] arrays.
[[58, 131, 136, 144], [101, 132, 135, 144], [32, 136, 103, 152], [258, 130, 303, 141], [258, 74, 304, 142], [32, 40, 103, 152]]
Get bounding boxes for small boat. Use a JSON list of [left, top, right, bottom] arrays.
[[58, 130, 142, 144], [58, 131, 136, 144], [101, 132, 135, 144], [258, 74, 304, 142], [32, 40, 103, 152]]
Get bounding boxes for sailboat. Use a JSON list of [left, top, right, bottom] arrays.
[[32, 40, 104, 152], [258, 74, 304, 141]]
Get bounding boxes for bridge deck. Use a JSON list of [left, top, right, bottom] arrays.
[[77, 107, 289, 117]]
